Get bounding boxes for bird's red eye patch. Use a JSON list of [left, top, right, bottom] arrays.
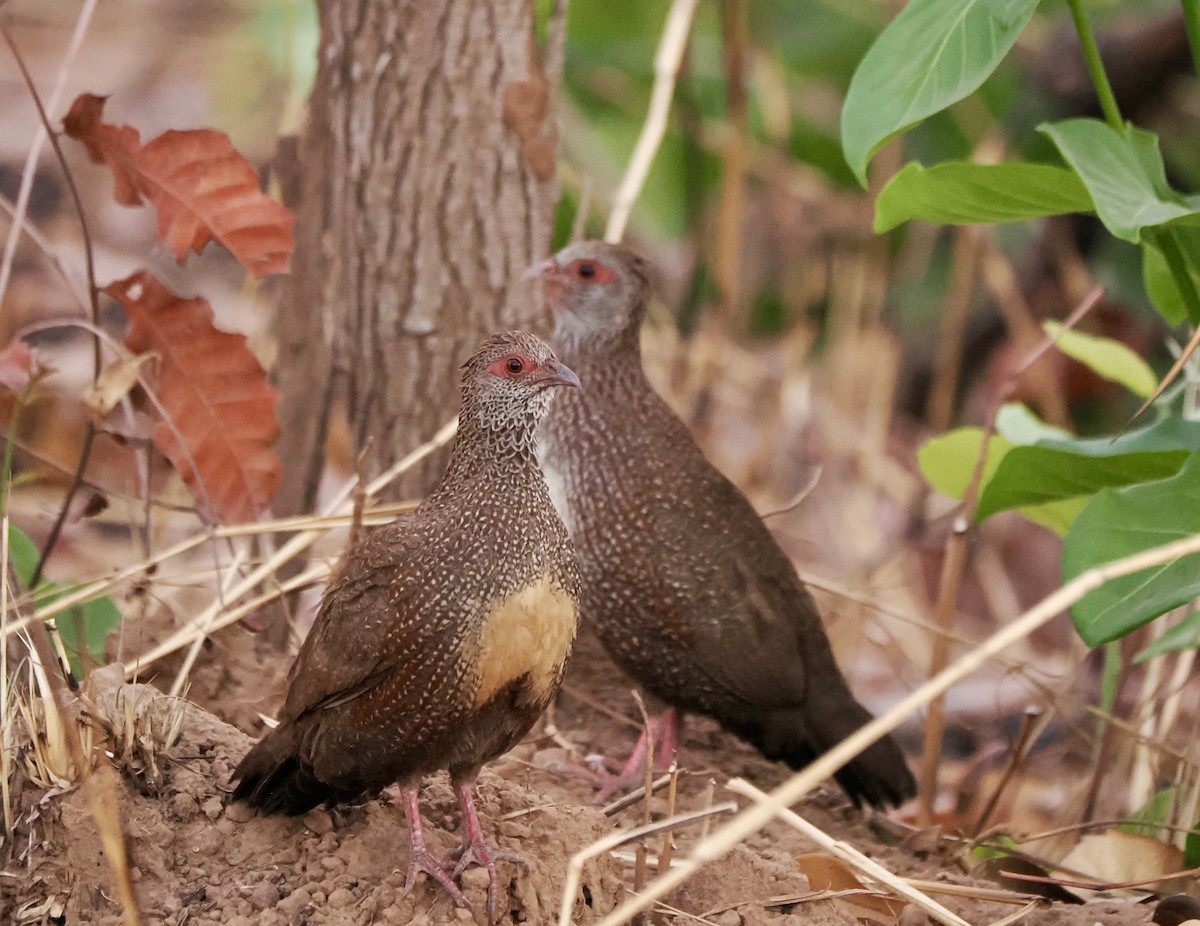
[[487, 354, 532, 378], [569, 259, 614, 283]]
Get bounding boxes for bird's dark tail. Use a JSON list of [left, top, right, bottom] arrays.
[[231, 724, 340, 816], [729, 691, 916, 809]]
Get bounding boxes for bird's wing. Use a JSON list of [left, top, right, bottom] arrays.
[[646, 459, 816, 710], [280, 515, 438, 722]]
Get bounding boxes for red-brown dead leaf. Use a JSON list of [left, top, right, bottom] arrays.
[[63, 93, 294, 277], [105, 271, 282, 523], [0, 339, 34, 393], [796, 854, 907, 925]]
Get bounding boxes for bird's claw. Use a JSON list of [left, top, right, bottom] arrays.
[[453, 839, 527, 922], [403, 846, 470, 909]]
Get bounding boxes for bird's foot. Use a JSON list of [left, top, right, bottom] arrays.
[[403, 846, 470, 908], [399, 785, 471, 909], [558, 708, 680, 803], [452, 837, 528, 921], [454, 781, 527, 922]]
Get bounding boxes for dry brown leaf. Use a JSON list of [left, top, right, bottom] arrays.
[[105, 270, 282, 524], [796, 853, 907, 925], [63, 93, 294, 277], [82, 353, 156, 417], [1060, 830, 1185, 900], [0, 338, 34, 392]]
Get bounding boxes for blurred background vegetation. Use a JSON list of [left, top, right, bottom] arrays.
[[3, 0, 1199, 835]]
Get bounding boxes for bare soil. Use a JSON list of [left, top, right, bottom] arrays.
[[0, 626, 1163, 926]]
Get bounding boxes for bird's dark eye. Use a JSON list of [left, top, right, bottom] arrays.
[[577, 261, 596, 279], [505, 357, 525, 374]]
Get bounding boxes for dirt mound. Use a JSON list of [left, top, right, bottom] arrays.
[[2, 670, 624, 925]]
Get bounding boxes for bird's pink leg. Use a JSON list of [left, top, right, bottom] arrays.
[[581, 707, 680, 802], [451, 780, 526, 922], [400, 786, 469, 908]]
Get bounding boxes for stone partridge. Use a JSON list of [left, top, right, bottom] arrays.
[[233, 331, 582, 918], [537, 242, 915, 809]]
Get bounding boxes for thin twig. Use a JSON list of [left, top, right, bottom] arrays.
[[604, 0, 700, 243], [571, 528, 1200, 926], [602, 770, 685, 818], [917, 284, 1103, 823], [0, 501, 419, 642], [557, 802, 738, 925], [632, 691, 654, 909], [0, 17, 104, 591], [1, 519, 12, 844], [127, 418, 458, 679], [727, 777, 970, 926], [0, 193, 90, 310], [0, 0, 97, 309], [971, 707, 1045, 836]]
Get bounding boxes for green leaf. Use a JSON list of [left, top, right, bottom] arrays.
[[1143, 229, 1200, 326], [1016, 497, 1089, 537], [917, 427, 1012, 499], [978, 413, 1200, 520], [915, 417, 1084, 535], [994, 401, 1071, 444], [53, 594, 121, 679], [1187, 820, 1200, 869], [1121, 787, 1174, 835], [841, 0, 1038, 185], [1043, 320, 1157, 398], [874, 161, 1093, 232], [1039, 120, 1198, 243], [1063, 451, 1200, 646], [1135, 608, 1200, 662], [3, 522, 121, 678], [7, 522, 40, 584]]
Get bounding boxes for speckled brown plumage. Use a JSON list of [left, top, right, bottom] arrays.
[[233, 331, 582, 916], [537, 242, 915, 810]]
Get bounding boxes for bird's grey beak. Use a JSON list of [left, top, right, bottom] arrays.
[[538, 357, 581, 390], [523, 257, 558, 281]]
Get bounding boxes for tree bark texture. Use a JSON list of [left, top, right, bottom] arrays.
[[273, 0, 562, 511]]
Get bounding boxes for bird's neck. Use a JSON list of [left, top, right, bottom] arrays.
[[436, 406, 544, 493], [553, 325, 646, 393]]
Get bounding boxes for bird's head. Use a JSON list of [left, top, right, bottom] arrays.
[[535, 241, 651, 355], [460, 330, 581, 439]]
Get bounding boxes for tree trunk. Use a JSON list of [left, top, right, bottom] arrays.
[[273, 0, 562, 513]]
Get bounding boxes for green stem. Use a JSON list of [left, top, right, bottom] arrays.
[[1183, 0, 1200, 81], [1, 398, 19, 514], [1154, 227, 1200, 326], [1066, 0, 1123, 131]]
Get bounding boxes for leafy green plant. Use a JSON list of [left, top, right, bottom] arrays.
[[845, 0, 1200, 648], [5, 524, 120, 680]]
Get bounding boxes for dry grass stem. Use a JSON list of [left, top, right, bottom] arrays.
[[0, 0, 98, 309], [632, 692, 653, 905], [1, 520, 13, 846], [557, 802, 738, 925], [130, 417, 456, 681], [1003, 863, 1200, 893], [4, 421, 455, 662], [972, 707, 1046, 836], [918, 283, 1104, 823], [131, 560, 329, 680], [604, 0, 700, 243], [1132, 315, 1200, 422], [900, 879, 1041, 906], [574, 529, 1200, 926], [984, 900, 1042, 926], [658, 764, 680, 875], [727, 777, 970, 926], [603, 771, 686, 818]]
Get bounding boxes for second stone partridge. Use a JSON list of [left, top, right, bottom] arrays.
[[537, 242, 915, 809]]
